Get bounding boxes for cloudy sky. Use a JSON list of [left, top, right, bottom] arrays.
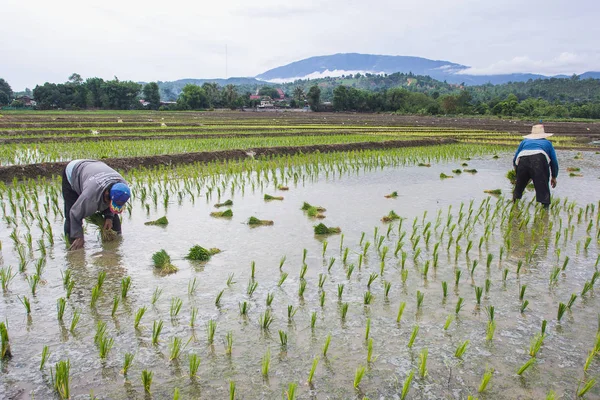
[[2, 0, 599, 90]]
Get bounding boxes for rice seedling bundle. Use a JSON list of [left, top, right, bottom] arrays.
[[248, 216, 274, 226], [152, 249, 178, 273], [314, 223, 341, 234], [85, 212, 118, 241], [144, 216, 168, 225]]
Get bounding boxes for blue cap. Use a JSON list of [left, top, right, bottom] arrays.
[[109, 183, 131, 214]]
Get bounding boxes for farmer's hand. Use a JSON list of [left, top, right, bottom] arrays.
[[69, 237, 85, 251], [103, 218, 113, 231], [551, 177, 557, 188]]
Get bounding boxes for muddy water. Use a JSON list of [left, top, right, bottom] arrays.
[[0, 150, 599, 399]]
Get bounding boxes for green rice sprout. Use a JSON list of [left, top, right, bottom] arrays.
[[353, 365, 366, 389], [261, 348, 271, 376], [144, 216, 169, 225], [341, 303, 349, 320], [285, 382, 297, 400], [279, 330, 288, 347], [264, 193, 283, 201], [69, 309, 80, 333], [298, 280, 307, 297], [577, 378, 596, 397], [455, 340, 469, 358], [584, 350, 595, 372], [400, 370, 414, 400], [346, 263, 355, 279], [248, 216, 274, 226], [170, 297, 183, 318], [134, 307, 146, 330], [300, 264, 308, 279], [503, 269, 509, 281], [322, 241, 328, 257], [98, 335, 114, 359], [367, 272, 379, 287], [485, 305, 495, 322], [456, 297, 465, 315], [186, 245, 220, 261], [111, 296, 119, 317], [314, 223, 341, 235], [307, 356, 319, 384], [207, 319, 217, 344], [323, 333, 331, 357], [444, 315, 454, 330], [328, 257, 336, 271], [215, 289, 225, 307], [0, 321, 11, 360], [401, 269, 408, 284], [416, 290, 424, 308], [318, 273, 326, 288], [279, 255, 287, 269], [90, 284, 101, 307], [152, 320, 163, 345], [94, 321, 107, 346], [517, 260, 523, 274], [582, 281, 593, 297], [562, 256, 570, 271], [455, 270, 462, 286], [311, 311, 317, 329], [382, 210, 401, 222], [367, 337, 375, 363], [96, 271, 106, 289], [152, 249, 178, 273], [0, 266, 16, 291], [259, 309, 274, 330], [442, 281, 448, 298], [214, 199, 233, 208], [247, 279, 258, 296], [407, 325, 419, 348], [474, 286, 483, 305], [541, 320, 547, 335], [229, 380, 236, 400], [397, 301, 406, 323], [188, 354, 201, 378], [141, 370, 153, 394], [478, 367, 494, 393], [169, 336, 184, 361], [251, 261, 256, 279], [40, 345, 50, 370], [486, 321, 496, 341], [517, 357, 536, 375], [210, 209, 233, 218], [385, 191, 398, 198], [18, 295, 31, 314], [266, 292, 275, 307], [557, 302, 567, 321], [418, 348, 428, 377], [336, 284, 345, 300], [28, 274, 40, 296], [287, 305, 297, 320], [121, 276, 131, 299], [121, 352, 134, 375], [51, 360, 70, 399], [485, 278, 491, 294], [384, 281, 392, 298], [226, 273, 235, 286], [528, 333, 546, 357], [486, 253, 493, 269], [521, 300, 530, 313], [365, 318, 371, 340], [151, 287, 162, 305], [225, 330, 233, 355], [364, 291, 373, 305], [319, 291, 326, 307], [188, 277, 199, 295]]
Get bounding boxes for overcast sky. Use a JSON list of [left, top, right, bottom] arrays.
[[2, 0, 599, 90]]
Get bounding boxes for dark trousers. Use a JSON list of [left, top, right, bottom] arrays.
[[62, 168, 121, 240], [512, 153, 551, 206]]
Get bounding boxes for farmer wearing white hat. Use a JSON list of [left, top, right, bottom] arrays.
[[512, 124, 559, 209]]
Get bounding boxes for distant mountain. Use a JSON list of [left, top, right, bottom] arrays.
[[158, 77, 264, 86], [255, 53, 600, 86]]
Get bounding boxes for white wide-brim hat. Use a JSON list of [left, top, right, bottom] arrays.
[[523, 124, 553, 139]]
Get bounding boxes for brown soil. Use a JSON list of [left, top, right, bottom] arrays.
[[0, 138, 454, 182]]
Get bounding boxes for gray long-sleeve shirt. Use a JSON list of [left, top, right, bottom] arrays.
[[68, 160, 127, 239]]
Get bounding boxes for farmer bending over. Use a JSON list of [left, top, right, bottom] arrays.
[[62, 159, 131, 250], [512, 124, 559, 209]]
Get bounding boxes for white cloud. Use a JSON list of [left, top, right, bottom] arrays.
[[457, 53, 600, 76]]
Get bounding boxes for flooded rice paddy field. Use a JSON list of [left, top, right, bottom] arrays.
[[0, 149, 599, 399]]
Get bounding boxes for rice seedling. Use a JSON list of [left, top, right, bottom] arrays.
[[90, 284, 101, 307], [248, 216, 274, 226], [247, 279, 258, 296], [478, 367, 494, 393], [444, 315, 454, 330], [142, 370, 153, 394], [346, 263, 355, 279], [151, 287, 162, 305], [210, 209, 233, 217], [285, 382, 298, 400], [278, 330, 288, 348], [541, 320, 547, 335], [34, 259, 45, 276], [367, 272, 378, 287], [341, 302, 349, 320], [455, 340, 469, 358], [584, 349, 595, 372], [0, 321, 11, 360], [323, 333, 331, 357], [382, 210, 401, 222], [264, 292, 274, 307], [408, 325, 419, 348], [529, 333, 546, 357], [188, 354, 200, 378], [264, 194, 283, 201], [98, 335, 114, 359], [120, 276, 131, 299], [353, 365, 366, 389], [134, 307, 146, 330], [397, 301, 406, 323], [318, 273, 326, 288], [214, 199, 233, 207], [314, 223, 341, 235], [0, 266, 16, 292], [486, 321, 496, 341], [385, 191, 398, 198], [207, 319, 217, 343], [401, 269, 409, 284], [288, 305, 297, 320], [440, 173, 453, 179], [581, 281, 593, 297], [400, 370, 414, 400], [577, 378, 596, 397], [86, 212, 118, 242], [474, 286, 483, 305], [298, 280, 307, 297], [121, 352, 134, 375], [486, 253, 493, 269], [557, 302, 567, 321], [28, 273, 40, 296], [51, 360, 70, 399], [418, 348, 428, 377], [69, 308, 80, 333], [152, 249, 178, 273], [251, 261, 256, 279], [364, 291, 373, 305], [442, 281, 448, 298], [322, 240, 328, 257], [328, 257, 336, 271], [300, 264, 308, 279], [111, 296, 119, 317], [152, 320, 163, 345], [455, 269, 462, 286], [503, 268, 509, 282], [311, 311, 317, 329], [260, 309, 274, 330], [18, 295, 31, 314], [521, 300, 530, 313], [261, 348, 271, 376], [169, 336, 184, 361], [227, 273, 235, 286], [383, 280, 392, 298], [364, 318, 371, 340], [144, 216, 169, 225], [464, 169, 478, 173], [320, 291, 326, 307], [40, 345, 50, 370], [307, 356, 319, 384], [416, 290, 425, 308], [94, 321, 107, 346], [485, 278, 492, 294], [186, 245, 220, 261], [337, 283, 345, 300], [562, 256, 570, 271], [170, 297, 183, 318]]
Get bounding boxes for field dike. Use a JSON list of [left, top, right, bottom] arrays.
[[0, 138, 455, 182]]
